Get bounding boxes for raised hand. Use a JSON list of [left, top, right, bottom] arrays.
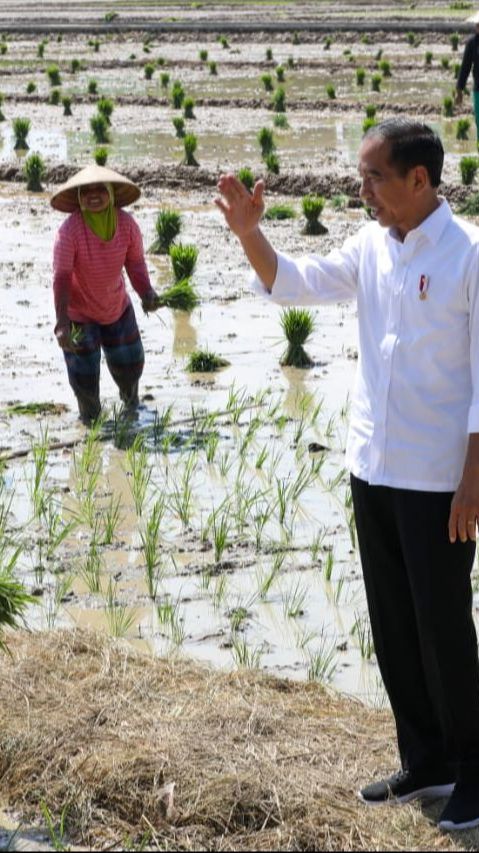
[[214, 173, 265, 239]]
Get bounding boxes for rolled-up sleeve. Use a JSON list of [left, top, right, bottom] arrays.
[[125, 217, 153, 298], [251, 229, 362, 305]]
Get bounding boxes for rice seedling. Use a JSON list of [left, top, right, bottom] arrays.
[[150, 279, 199, 312], [199, 48, 208, 61], [37, 41, 45, 58], [238, 166, 254, 191], [171, 80, 185, 108], [363, 117, 378, 134], [365, 104, 377, 120], [160, 71, 170, 88], [28, 430, 49, 520], [264, 152, 280, 174], [149, 209, 181, 254], [456, 117, 471, 140], [24, 153, 45, 192], [44, 502, 77, 562], [182, 133, 199, 166], [186, 350, 230, 372], [26, 81, 36, 94], [306, 632, 337, 682], [292, 30, 300, 44], [371, 73, 382, 92], [157, 56, 166, 66], [257, 126, 275, 157], [62, 95, 72, 116], [282, 578, 307, 618], [92, 39, 101, 52], [169, 242, 198, 281], [256, 554, 282, 600], [326, 84, 336, 100], [172, 116, 186, 139], [97, 97, 114, 124], [301, 194, 327, 235], [87, 79, 98, 95], [104, 578, 138, 638], [0, 565, 34, 652], [168, 454, 196, 528], [453, 62, 461, 79], [79, 541, 103, 594], [98, 492, 122, 544], [323, 36, 332, 50], [272, 86, 286, 112], [275, 65, 285, 82], [261, 72, 274, 92], [144, 62, 155, 80], [204, 431, 220, 464], [231, 635, 262, 669], [351, 611, 375, 659], [140, 497, 166, 599], [425, 50, 433, 65], [458, 191, 479, 215], [104, 10, 118, 21], [49, 88, 61, 106], [443, 95, 454, 117], [219, 35, 229, 49], [210, 508, 230, 562], [264, 203, 296, 220], [183, 96, 196, 119], [93, 146, 108, 166], [378, 59, 392, 77], [273, 113, 289, 129], [324, 547, 335, 581], [460, 155, 479, 185], [12, 117, 30, 150], [254, 445, 269, 470], [44, 572, 73, 629], [265, 47, 273, 61], [356, 67, 366, 86], [90, 113, 110, 144], [46, 64, 61, 86], [441, 57, 450, 70], [406, 31, 415, 45], [126, 435, 152, 517], [208, 60, 218, 75], [212, 574, 228, 610]]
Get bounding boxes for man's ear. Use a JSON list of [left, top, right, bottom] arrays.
[[411, 164, 430, 193]]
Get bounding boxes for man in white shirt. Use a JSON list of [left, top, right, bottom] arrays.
[[215, 118, 479, 831]]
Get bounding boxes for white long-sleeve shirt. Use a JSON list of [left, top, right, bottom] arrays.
[[254, 200, 479, 491]]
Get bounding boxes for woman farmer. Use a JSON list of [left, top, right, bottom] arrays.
[[51, 164, 160, 424]]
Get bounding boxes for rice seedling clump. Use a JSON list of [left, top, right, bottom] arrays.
[[186, 350, 230, 372], [264, 204, 296, 220], [149, 209, 182, 254], [280, 308, 316, 368], [301, 195, 328, 235], [150, 278, 199, 312], [169, 243, 198, 281], [24, 152, 46, 191]]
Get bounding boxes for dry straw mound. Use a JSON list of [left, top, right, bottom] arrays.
[[0, 629, 468, 850]]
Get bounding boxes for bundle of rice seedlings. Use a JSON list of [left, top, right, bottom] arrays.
[[182, 133, 199, 166], [49, 88, 61, 105], [186, 349, 230, 372], [183, 96, 195, 119], [160, 71, 170, 88], [324, 36, 332, 50], [458, 192, 479, 215], [13, 117, 30, 150], [265, 152, 280, 174], [46, 63, 61, 87], [356, 67, 366, 85], [0, 93, 5, 122], [265, 47, 273, 61], [302, 194, 327, 235], [151, 278, 199, 312], [62, 95, 73, 116], [169, 243, 198, 281], [264, 203, 296, 220], [144, 62, 155, 80], [238, 167, 254, 191], [459, 155, 479, 186], [261, 72, 274, 92], [199, 49, 208, 61], [90, 113, 110, 144], [0, 571, 33, 653], [365, 104, 377, 119], [363, 116, 378, 134], [88, 79, 98, 95], [173, 116, 186, 138], [280, 308, 315, 368], [272, 86, 286, 112], [26, 81, 36, 94], [94, 146, 108, 166], [257, 126, 275, 157], [219, 35, 229, 49], [208, 60, 218, 75], [276, 65, 285, 82], [326, 84, 336, 99], [157, 56, 166, 66], [378, 59, 391, 77], [456, 117, 470, 140], [24, 152, 45, 191], [371, 73, 382, 92], [441, 57, 450, 70], [451, 32, 460, 51], [71, 58, 81, 73], [171, 80, 185, 108], [97, 97, 114, 124], [37, 41, 45, 58], [443, 96, 454, 117], [425, 51, 433, 65], [274, 113, 289, 129], [149, 209, 182, 254]]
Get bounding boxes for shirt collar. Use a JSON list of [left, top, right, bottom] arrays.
[[387, 197, 451, 247]]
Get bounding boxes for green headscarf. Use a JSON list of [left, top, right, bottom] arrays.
[[78, 182, 117, 241]]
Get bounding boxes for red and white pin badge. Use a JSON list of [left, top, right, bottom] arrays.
[[419, 274, 429, 301]]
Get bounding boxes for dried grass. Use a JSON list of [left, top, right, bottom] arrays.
[[0, 629, 472, 850]]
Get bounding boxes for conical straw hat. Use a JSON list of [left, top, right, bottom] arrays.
[[50, 164, 141, 212]]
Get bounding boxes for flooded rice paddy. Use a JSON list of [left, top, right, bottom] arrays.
[[2, 19, 479, 709]]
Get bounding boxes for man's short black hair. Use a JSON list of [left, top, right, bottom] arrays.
[[364, 118, 444, 187]]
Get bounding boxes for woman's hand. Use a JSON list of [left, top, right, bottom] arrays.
[[214, 173, 265, 239], [54, 323, 77, 353], [142, 291, 162, 313]]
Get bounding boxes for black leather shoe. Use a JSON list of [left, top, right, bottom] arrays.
[[359, 769, 455, 805], [439, 782, 479, 830]]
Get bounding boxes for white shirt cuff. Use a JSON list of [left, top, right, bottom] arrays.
[[250, 251, 303, 304], [467, 404, 479, 433]]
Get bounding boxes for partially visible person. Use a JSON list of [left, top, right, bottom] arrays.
[[456, 13, 479, 141], [51, 165, 160, 424]]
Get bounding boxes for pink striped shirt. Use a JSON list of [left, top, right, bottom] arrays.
[[53, 209, 153, 325]]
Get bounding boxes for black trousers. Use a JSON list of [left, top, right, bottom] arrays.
[[350, 473, 479, 782]]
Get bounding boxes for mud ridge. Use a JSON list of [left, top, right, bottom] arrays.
[[0, 162, 472, 205]]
